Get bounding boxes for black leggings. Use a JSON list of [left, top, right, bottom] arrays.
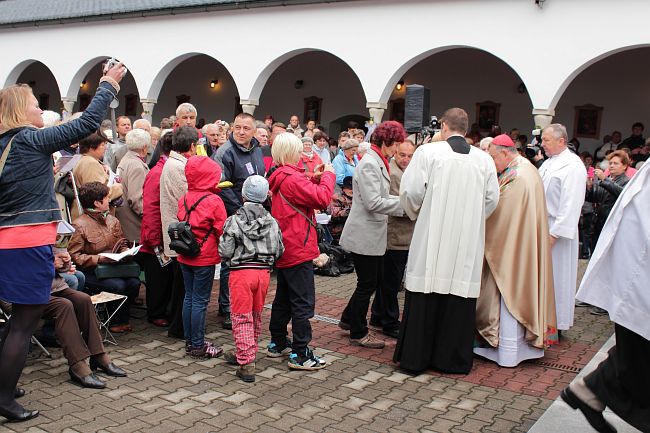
[[0, 303, 47, 406]]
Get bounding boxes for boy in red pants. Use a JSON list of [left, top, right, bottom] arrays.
[[218, 175, 284, 382]]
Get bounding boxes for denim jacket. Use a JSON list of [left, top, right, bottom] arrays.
[[0, 81, 118, 228]]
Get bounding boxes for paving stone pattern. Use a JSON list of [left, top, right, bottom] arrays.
[[1, 260, 612, 432]]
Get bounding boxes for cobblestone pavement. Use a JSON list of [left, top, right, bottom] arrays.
[[1, 260, 612, 433]]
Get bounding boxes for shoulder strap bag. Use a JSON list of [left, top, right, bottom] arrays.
[[278, 191, 317, 246], [0, 135, 17, 180]]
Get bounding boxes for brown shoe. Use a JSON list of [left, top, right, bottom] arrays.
[[350, 333, 385, 349], [236, 362, 255, 383]]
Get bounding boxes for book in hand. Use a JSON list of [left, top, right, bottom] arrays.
[[99, 244, 141, 262]]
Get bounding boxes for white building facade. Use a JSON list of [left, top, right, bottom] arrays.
[[1, 0, 648, 150]]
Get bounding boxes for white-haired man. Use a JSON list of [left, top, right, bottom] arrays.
[[538, 123, 587, 334], [475, 134, 557, 367], [176, 103, 197, 128], [204, 123, 220, 158], [104, 116, 132, 172], [116, 128, 151, 243], [286, 115, 304, 137], [133, 118, 154, 163]]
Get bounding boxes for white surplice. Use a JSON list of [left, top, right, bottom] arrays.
[[474, 297, 544, 367], [400, 138, 499, 298], [576, 162, 650, 341], [538, 148, 587, 329]]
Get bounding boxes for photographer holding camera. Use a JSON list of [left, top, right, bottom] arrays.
[[0, 60, 125, 422]]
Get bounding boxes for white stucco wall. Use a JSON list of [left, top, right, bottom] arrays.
[[1, 0, 649, 128]]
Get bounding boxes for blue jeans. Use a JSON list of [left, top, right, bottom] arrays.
[[60, 271, 85, 291], [180, 264, 215, 348]]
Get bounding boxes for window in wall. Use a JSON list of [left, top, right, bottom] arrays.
[[574, 104, 603, 139], [304, 96, 323, 124], [476, 101, 500, 132], [38, 93, 49, 111], [124, 94, 138, 117]]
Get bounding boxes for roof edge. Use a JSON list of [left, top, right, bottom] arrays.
[[0, 0, 360, 29]]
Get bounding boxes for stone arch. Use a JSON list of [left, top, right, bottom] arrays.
[[249, 48, 367, 103], [548, 44, 650, 111], [65, 56, 141, 100], [145, 52, 239, 102], [380, 45, 531, 105], [4, 59, 46, 87], [5, 60, 62, 111]]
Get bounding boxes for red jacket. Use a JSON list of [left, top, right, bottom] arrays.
[[268, 164, 335, 268], [140, 155, 167, 254], [176, 156, 227, 267], [299, 152, 323, 179]]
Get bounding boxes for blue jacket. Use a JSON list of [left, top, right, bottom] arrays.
[[217, 135, 266, 216], [332, 150, 359, 185], [0, 81, 118, 228]]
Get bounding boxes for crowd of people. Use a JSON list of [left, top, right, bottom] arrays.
[[0, 60, 647, 432]]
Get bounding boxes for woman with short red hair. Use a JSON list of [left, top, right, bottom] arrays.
[[338, 121, 406, 348]]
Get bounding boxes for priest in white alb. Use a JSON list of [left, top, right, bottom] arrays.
[[474, 134, 558, 367], [562, 162, 650, 433], [393, 108, 499, 374], [538, 124, 587, 332]]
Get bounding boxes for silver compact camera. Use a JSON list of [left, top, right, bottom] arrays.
[[103, 57, 127, 77]]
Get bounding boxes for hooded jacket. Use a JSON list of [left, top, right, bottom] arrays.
[[140, 155, 167, 253], [268, 164, 335, 268], [218, 135, 266, 216], [176, 156, 227, 267], [219, 202, 284, 269]]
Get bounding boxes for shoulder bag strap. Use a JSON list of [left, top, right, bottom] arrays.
[[184, 194, 215, 247], [0, 135, 17, 180], [183, 194, 211, 221], [279, 191, 317, 229]]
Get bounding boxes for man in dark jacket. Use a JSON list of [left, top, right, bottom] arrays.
[[216, 113, 266, 329]]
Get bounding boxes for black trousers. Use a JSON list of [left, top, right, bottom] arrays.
[[370, 249, 407, 332], [269, 261, 315, 353], [341, 253, 383, 339], [167, 259, 186, 338], [394, 291, 476, 374], [140, 252, 173, 321], [584, 324, 650, 432]]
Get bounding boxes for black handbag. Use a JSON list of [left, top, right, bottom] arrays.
[[94, 262, 141, 279], [168, 194, 213, 257]]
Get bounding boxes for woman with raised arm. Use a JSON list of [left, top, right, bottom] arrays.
[[0, 62, 125, 422]]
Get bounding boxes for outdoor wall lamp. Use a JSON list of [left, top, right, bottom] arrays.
[[396, 80, 405, 91], [210, 80, 218, 88], [80, 80, 86, 88]]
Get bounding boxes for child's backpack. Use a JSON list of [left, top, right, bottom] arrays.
[[168, 194, 212, 257]]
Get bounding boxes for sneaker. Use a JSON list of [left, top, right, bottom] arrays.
[[189, 341, 223, 359], [288, 348, 326, 371], [185, 343, 191, 354], [338, 320, 350, 331], [575, 301, 591, 307], [237, 362, 255, 383], [350, 332, 385, 349], [222, 313, 232, 330], [589, 307, 608, 316], [267, 338, 292, 358], [223, 349, 238, 365]]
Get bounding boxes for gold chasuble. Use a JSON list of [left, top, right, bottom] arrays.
[[476, 155, 558, 349]]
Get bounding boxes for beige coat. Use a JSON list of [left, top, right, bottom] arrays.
[[386, 159, 415, 251], [340, 150, 404, 256], [71, 155, 123, 220], [116, 150, 149, 242], [159, 151, 188, 257], [476, 156, 557, 349]]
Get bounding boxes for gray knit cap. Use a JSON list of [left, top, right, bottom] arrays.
[[242, 175, 269, 204]]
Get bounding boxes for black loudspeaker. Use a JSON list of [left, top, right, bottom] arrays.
[[404, 84, 430, 134]]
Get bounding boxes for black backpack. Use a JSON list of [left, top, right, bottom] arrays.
[[168, 194, 213, 257]]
